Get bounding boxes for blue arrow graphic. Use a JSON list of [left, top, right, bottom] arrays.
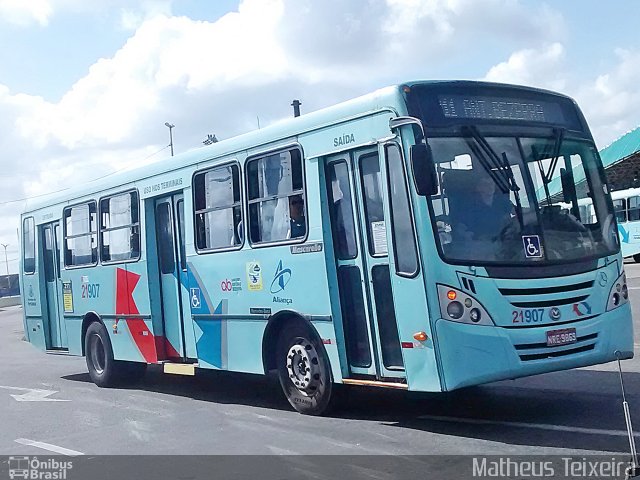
[[618, 225, 630, 243]]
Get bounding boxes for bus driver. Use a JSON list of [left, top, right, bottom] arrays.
[[455, 173, 513, 242]]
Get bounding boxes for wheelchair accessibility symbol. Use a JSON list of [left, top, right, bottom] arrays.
[[190, 288, 201, 309], [522, 235, 542, 258]]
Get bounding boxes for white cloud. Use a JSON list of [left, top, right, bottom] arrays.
[[0, 0, 53, 26], [575, 48, 640, 148], [119, 0, 173, 30], [481, 43, 640, 147], [483, 43, 566, 92]]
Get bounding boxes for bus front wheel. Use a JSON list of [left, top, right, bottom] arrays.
[[276, 323, 333, 415], [85, 321, 119, 388], [634, 254, 640, 263]]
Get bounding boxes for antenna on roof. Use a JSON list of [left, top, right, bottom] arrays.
[[291, 99, 302, 118], [203, 134, 218, 146]]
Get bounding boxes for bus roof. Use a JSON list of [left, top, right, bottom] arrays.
[[611, 187, 640, 200], [24, 83, 405, 214], [23, 80, 577, 214]]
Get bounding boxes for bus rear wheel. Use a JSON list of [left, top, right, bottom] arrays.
[[85, 321, 119, 387], [634, 254, 640, 263], [276, 324, 333, 415]]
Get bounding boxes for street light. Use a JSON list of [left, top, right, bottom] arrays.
[[165, 122, 175, 156], [1, 243, 9, 289]]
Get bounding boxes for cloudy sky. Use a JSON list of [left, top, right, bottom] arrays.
[[1, 0, 639, 273]]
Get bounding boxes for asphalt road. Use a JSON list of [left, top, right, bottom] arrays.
[[0, 265, 639, 458]]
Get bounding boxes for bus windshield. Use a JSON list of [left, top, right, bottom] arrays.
[[429, 131, 619, 265]]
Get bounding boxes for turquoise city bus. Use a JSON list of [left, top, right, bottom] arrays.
[[558, 189, 640, 262], [19, 81, 634, 415]]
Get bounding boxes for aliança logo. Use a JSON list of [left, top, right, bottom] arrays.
[[270, 261, 292, 294]]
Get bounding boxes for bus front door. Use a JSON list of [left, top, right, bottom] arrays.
[[41, 222, 67, 349], [154, 194, 188, 360], [325, 149, 405, 381]]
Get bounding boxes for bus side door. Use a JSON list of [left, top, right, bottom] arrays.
[[154, 194, 190, 359], [324, 148, 405, 381], [41, 222, 67, 349]]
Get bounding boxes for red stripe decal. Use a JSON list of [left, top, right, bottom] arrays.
[[116, 268, 158, 363], [401, 342, 414, 349]]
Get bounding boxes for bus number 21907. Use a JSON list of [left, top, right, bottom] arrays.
[[81, 283, 100, 299], [512, 308, 544, 324]]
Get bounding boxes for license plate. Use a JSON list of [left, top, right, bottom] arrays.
[[546, 328, 577, 347]]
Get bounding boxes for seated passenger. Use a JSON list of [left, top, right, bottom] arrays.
[[289, 194, 306, 238]]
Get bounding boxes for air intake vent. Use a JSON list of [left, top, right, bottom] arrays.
[[499, 280, 593, 296], [461, 277, 477, 294], [518, 344, 595, 361], [515, 333, 598, 362], [510, 295, 589, 308]]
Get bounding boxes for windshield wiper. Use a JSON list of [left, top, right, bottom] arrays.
[[462, 126, 524, 229], [544, 128, 565, 183], [462, 126, 510, 194], [532, 128, 566, 206]]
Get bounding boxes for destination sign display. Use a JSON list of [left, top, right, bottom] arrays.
[[437, 95, 565, 124], [405, 83, 585, 131]]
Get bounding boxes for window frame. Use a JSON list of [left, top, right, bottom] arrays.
[[612, 198, 628, 224], [384, 142, 420, 278], [22, 216, 36, 275], [192, 160, 245, 254], [245, 144, 308, 248], [628, 196, 640, 222], [98, 189, 141, 265], [359, 151, 387, 258], [326, 159, 359, 261], [62, 200, 99, 269]]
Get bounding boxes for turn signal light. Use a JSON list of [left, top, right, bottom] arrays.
[[413, 332, 428, 342], [446, 290, 457, 300]]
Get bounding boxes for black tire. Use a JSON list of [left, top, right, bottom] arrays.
[[85, 321, 119, 387], [634, 254, 640, 263], [276, 322, 333, 415]]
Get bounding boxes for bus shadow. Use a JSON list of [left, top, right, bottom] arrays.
[[339, 368, 640, 454], [62, 367, 640, 453], [62, 366, 293, 411]]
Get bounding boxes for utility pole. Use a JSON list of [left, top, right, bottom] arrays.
[[165, 122, 175, 156]]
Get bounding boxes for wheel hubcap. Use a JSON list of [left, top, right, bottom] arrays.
[[90, 334, 106, 375], [286, 339, 321, 395]]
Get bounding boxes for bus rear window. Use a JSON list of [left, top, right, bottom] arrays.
[[22, 217, 35, 274]]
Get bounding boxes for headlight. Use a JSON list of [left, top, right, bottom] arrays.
[[437, 285, 494, 326], [607, 271, 629, 311]]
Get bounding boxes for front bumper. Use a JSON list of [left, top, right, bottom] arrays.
[[434, 303, 634, 390]]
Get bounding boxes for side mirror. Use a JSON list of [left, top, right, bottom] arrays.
[[411, 143, 438, 196]]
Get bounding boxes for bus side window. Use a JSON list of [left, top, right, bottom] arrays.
[[326, 161, 357, 259], [628, 196, 640, 222], [63, 202, 98, 267], [193, 163, 242, 251], [613, 198, 627, 223], [385, 144, 419, 276], [99, 191, 140, 263], [22, 217, 36, 274], [247, 148, 306, 244]]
